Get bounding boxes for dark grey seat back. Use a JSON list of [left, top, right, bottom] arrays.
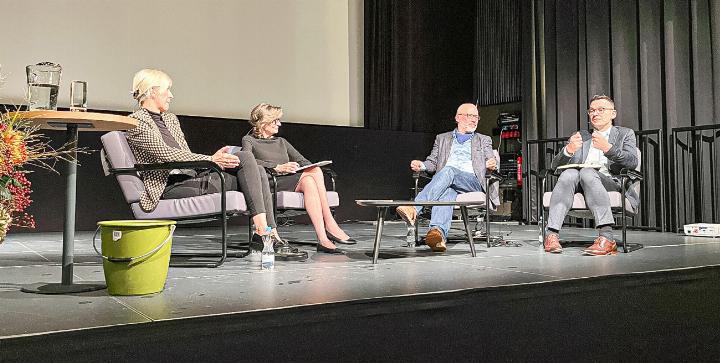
[[100, 131, 144, 204]]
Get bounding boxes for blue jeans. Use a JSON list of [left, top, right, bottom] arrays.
[[414, 166, 484, 237]]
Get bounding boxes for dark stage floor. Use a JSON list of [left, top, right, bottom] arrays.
[[1, 221, 720, 361]]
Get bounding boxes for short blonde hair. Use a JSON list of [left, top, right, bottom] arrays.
[[249, 103, 283, 137], [132, 69, 172, 105]]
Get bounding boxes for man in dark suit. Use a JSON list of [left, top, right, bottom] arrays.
[[396, 103, 499, 252], [544, 95, 639, 256]]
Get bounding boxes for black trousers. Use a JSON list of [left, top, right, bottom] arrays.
[[162, 151, 275, 227]]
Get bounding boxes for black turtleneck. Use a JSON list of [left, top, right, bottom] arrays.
[[146, 109, 182, 149]]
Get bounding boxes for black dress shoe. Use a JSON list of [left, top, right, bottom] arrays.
[[251, 233, 285, 252], [326, 231, 357, 245], [316, 243, 345, 254]]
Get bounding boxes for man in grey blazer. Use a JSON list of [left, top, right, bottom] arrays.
[[396, 103, 499, 252], [544, 95, 639, 256]]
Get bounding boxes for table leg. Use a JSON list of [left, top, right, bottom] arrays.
[[61, 124, 78, 284], [460, 206, 477, 257], [22, 124, 105, 294], [372, 207, 387, 264]]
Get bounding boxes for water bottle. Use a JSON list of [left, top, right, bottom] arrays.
[[260, 226, 275, 270], [405, 224, 415, 247]]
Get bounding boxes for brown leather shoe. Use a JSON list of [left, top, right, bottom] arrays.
[[396, 206, 417, 227], [583, 236, 617, 256], [425, 227, 447, 252], [544, 233, 563, 253]]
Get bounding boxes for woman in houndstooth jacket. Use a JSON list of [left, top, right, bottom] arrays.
[[125, 69, 279, 241]]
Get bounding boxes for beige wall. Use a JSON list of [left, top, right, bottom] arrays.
[[0, 0, 363, 127]]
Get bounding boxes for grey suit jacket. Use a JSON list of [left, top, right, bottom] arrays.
[[422, 131, 500, 207], [550, 125, 640, 208]]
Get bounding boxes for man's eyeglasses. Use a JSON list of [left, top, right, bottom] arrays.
[[587, 108, 615, 115], [458, 114, 480, 120]]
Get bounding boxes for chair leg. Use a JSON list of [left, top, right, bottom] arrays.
[[414, 215, 419, 242], [485, 180, 491, 248], [622, 213, 628, 253], [170, 215, 249, 268], [541, 205, 547, 249]]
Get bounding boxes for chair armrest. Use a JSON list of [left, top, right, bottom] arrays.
[[619, 168, 643, 181], [109, 160, 230, 216], [108, 160, 222, 175], [264, 167, 279, 177], [412, 171, 432, 181], [321, 167, 337, 191], [485, 170, 504, 182], [537, 169, 553, 180]]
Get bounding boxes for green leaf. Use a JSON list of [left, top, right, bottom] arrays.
[[0, 176, 11, 188], [0, 187, 10, 201]]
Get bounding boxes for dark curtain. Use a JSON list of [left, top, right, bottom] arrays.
[[364, 0, 477, 133], [476, 0, 522, 105], [522, 0, 720, 231]]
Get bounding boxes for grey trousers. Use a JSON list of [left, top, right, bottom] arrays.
[[547, 167, 620, 231], [162, 150, 276, 227]]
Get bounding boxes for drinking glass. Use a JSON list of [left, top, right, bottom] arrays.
[[26, 62, 62, 110], [70, 80, 87, 112]]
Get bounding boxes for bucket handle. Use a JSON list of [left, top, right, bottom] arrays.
[[93, 225, 176, 263]]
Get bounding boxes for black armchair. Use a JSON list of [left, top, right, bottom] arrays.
[[409, 151, 504, 248], [537, 148, 644, 253]]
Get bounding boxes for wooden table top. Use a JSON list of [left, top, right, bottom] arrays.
[[6, 110, 136, 132]]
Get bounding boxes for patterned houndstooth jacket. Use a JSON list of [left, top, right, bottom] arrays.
[[125, 108, 211, 212]]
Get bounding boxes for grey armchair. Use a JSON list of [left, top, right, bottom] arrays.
[[100, 131, 250, 267]]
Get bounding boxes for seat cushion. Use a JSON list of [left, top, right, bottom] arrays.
[[131, 191, 247, 219], [455, 191, 496, 211], [455, 191, 487, 205], [543, 192, 636, 214], [276, 191, 339, 209]]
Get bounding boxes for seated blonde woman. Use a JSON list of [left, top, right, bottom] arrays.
[[125, 69, 282, 243], [242, 103, 355, 254]]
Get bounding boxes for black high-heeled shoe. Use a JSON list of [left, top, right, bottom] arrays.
[[326, 230, 357, 245], [316, 243, 345, 254]]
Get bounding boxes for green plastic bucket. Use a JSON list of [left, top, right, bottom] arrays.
[[94, 220, 176, 296]]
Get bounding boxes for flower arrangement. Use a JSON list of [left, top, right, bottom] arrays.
[[1, 74, 86, 242]]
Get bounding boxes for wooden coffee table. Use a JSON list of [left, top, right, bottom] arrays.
[[8, 111, 136, 294]]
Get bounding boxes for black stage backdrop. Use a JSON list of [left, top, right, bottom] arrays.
[[15, 113, 436, 233], [522, 0, 720, 230], [364, 0, 478, 133]]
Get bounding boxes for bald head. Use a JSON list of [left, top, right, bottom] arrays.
[[457, 103, 478, 115], [455, 103, 480, 134]]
